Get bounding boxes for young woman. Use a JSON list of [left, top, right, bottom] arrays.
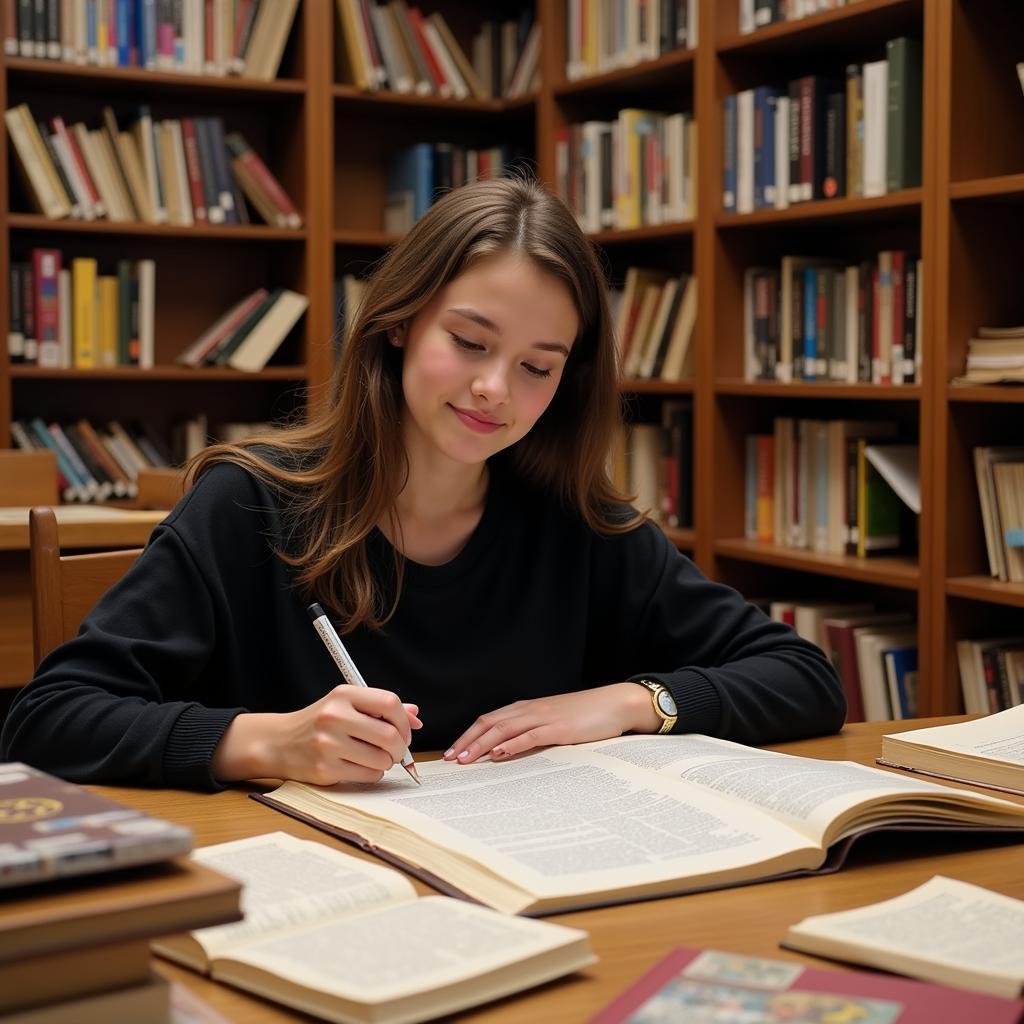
[[1, 178, 844, 791]]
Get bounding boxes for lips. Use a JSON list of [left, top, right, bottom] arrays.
[[450, 405, 504, 433]]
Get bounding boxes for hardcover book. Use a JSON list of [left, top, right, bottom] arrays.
[[256, 734, 1024, 916]]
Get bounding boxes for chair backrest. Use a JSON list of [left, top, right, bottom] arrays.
[[0, 450, 58, 505], [30, 506, 143, 664], [136, 467, 186, 509]]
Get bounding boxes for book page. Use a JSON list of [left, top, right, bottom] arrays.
[[297, 752, 820, 899], [887, 704, 1024, 764], [218, 895, 590, 1001], [788, 876, 1024, 983], [186, 832, 415, 959], [581, 735, 1013, 846]]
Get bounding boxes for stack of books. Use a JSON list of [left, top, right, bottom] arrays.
[[739, 0, 866, 35], [954, 326, 1024, 385], [974, 446, 1024, 582], [957, 636, 1024, 715], [613, 269, 698, 382], [0, 763, 241, 1023]]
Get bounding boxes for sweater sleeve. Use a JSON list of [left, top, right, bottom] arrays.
[[605, 522, 846, 744], [0, 472, 260, 791]]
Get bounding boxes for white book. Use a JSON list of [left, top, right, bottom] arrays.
[[773, 95, 790, 210], [137, 260, 156, 370], [862, 58, 888, 197], [227, 291, 309, 372], [736, 89, 755, 214], [854, 626, 916, 721], [581, 121, 605, 233]]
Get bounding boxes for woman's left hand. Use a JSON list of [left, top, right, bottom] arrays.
[[443, 682, 662, 764]]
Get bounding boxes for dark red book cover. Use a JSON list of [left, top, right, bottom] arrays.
[[589, 946, 1024, 1024]]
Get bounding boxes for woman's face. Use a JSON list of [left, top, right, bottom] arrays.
[[397, 253, 580, 470]]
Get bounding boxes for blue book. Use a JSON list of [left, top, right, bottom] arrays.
[[723, 95, 737, 212], [803, 267, 818, 381], [753, 87, 780, 210], [883, 646, 918, 718], [116, 0, 132, 65]]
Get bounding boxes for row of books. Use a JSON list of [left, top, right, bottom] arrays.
[[337, 1, 540, 101], [610, 400, 694, 530], [3, 0, 298, 79], [8, 253, 155, 369], [556, 111, 696, 233], [723, 38, 922, 212], [7, 102, 301, 229], [975, 447, 1024, 584], [954, 325, 1024, 387], [742, 252, 923, 385], [768, 600, 916, 721], [9, 416, 276, 501], [958, 636, 1024, 716], [745, 420, 919, 558], [738, 0, 864, 34], [565, 0, 698, 81], [384, 141, 529, 232], [612, 269, 697, 382]]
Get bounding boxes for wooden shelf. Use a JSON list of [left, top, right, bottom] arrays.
[[717, 189, 922, 228], [590, 222, 694, 245], [714, 539, 920, 589], [9, 367, 307, 381], [715, 380, 921, 400], [553, 47, 694, 100], [950, 174, 1024, 202], [620, 379, 694, 395], [946, 577, 1024, 609], [663, 527, 695, 549], [7, 214, 305, 242], [4, 57, 305, 96], [948, 386, 1024, 403], [717, 0, 921, 56]]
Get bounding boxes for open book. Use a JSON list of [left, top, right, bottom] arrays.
[[879, 703, 1024, 795], [783, 876, 1024, 999], [151, 832, 593, 1024], [255, 734, 1024, 916]]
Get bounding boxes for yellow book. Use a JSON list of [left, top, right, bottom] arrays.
[[615, 109, 663, 229], [72, 258, 98, 369], [98, 275, 119, 367]]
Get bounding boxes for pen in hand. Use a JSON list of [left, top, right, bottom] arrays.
[[307, 603, 422, 786]]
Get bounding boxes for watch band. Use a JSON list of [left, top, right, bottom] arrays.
[[634, 679, 678, 735]]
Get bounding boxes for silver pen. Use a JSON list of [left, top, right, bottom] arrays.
[[307, 603, 422, 785]]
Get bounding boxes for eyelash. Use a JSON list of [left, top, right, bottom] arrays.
[[450, 334, 552, 379]]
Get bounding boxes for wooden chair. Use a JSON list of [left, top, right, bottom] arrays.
[[0, 450, 58, 505], [136, 467, 186, 509], [30, 506, 143, 664]]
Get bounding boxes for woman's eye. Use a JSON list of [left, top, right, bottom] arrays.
[[524, 364, 552, 379], [451, 334, 484, 352]]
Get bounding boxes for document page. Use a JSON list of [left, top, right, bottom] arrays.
[[788, 875, 1024, 982], [223, 896, 589, 999], [313, 752, 820, 898], [583, 735, 1015, 846], [187, 833, 415, 957]]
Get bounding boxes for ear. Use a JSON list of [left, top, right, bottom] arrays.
[[388, 327, 404, 347]]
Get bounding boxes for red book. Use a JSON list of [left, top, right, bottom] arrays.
[[407, 6, 449, 96], [891, 249, 906, 382], [30, 248, 61, 368], [223, 132, 302, 228], [51, 116, 102, 215], [590, 946, 1024, 1024], [180, 118, 208, 223]]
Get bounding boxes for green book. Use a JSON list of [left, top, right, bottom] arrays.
[[886, 36, 923, 191], [208, 289, 281, 366]]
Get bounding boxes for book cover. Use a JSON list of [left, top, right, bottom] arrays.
[[590, 945, 1024, 1023]]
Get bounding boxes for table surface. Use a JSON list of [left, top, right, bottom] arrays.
[[95, 718, 1024, 1023], [0, 506, 167, 550]]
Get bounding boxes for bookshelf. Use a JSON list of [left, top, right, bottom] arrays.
[[2, 0, 1021, 720]]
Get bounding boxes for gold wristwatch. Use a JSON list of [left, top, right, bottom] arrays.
[[634, 679, 678, 734]]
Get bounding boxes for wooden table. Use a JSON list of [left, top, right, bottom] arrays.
[[0, 506, 167, 687], [93, 719, 1024, 1024]]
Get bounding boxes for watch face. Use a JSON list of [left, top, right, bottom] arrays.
[[656, 689, 677, 717]]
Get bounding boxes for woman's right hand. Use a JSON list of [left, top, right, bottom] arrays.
[[212, 686, 422, 785]]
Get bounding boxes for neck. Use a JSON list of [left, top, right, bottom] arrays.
[[393, 453, 489, 523]]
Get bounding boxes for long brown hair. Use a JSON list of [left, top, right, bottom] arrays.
[[190, 177, 640, 631]]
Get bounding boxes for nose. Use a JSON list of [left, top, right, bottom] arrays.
[[471, 360, 511, 405]]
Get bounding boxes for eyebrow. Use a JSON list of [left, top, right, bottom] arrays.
[[448, 307, 572, 358]]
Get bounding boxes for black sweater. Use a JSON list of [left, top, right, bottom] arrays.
[[1, 461, 845, 790]]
